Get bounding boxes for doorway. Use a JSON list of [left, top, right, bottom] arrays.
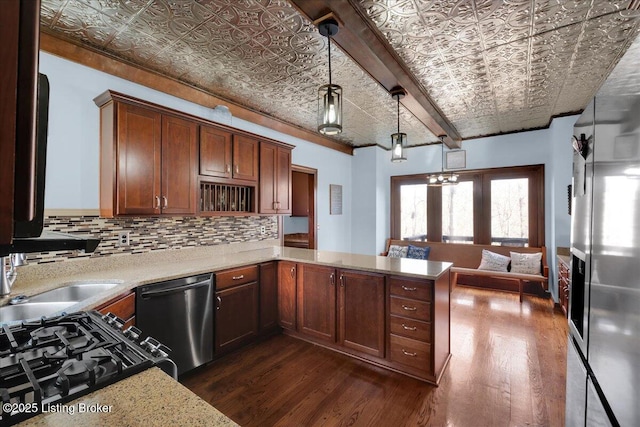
[[283, 165, 317, 249]]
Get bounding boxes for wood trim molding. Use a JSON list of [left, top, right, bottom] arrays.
[[40, 32, 353, 156]]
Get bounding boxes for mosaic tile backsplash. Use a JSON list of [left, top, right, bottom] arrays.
[[28, 215, 279, 264]]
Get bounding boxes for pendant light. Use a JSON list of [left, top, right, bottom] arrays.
[[390, 87, 407, 163], [317, 18, 342, 135], [427, 136, 459, 186]]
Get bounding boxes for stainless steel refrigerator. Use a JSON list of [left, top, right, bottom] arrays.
[[566, 52, 640, 426]]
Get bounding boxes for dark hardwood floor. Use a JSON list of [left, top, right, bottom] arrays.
[[182, 286, 568, 426]]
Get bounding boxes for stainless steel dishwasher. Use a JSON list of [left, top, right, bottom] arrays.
[[136, 273, 213, 376]]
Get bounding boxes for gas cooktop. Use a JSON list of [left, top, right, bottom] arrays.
[[0, 311, 175, 426]]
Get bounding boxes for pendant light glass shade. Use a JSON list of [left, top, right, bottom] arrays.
[[427, 136, 459, 186], [318, 84, 342, 135], [391, 132, 407, 162], [390, 87, 407, 163], [317, 19, 342, 135]]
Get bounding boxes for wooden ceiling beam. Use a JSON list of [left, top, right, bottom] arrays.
[[290, 0, 462, 149]]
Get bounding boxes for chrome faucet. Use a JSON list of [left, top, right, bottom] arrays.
[[1, 253, 26, 296]]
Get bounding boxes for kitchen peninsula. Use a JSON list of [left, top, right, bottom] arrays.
[[4, 243, 451, 425]]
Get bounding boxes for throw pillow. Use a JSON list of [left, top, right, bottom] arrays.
[[477, 249, 510, 272], [510, 252, 542, 275], [407, 245, 431, 260], [387, 245, 408, 258]]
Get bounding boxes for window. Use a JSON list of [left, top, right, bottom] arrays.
[[442, 181, 474, 243], [400, 184, 427, 241], [391, 165, 544, 246], [491, 178, 529, 246]]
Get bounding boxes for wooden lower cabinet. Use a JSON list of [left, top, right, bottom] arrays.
[[558, 257, 570, 317], [279, 261, 451, 385], [277, 261, 297, 330], [338, 269, 385, 358], [215, 282, 259, 354], [297, 264, 336, 342], [259, 262, 278, 332], [95, 291, 135, 330]]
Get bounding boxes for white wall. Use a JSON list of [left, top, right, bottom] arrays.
[[39, 52, 353, 253], [351, 116, 579, 299]]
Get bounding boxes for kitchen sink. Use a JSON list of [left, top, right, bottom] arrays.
[[0, 282, 121, 324], [28, 282, 120, 303], [0, 302, 74, 324]]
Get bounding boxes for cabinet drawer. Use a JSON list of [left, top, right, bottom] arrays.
[[389, 277, 431, 301], [216, 265, 258, 290], [96, 291, 135, 321], [389, 315, 431, 342], [389, 334, 431, 373], [390, 296, 431, 321]]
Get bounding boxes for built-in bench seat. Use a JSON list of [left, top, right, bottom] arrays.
[[383, 239, 549, 302]]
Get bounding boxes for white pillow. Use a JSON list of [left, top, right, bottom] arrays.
[[477, 249, 510, 272], [510, 252, 542, 274], [387, 245, 408, 258]]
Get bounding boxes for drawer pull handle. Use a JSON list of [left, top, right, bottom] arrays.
[[330, 273, 335, 286], [216, 296, 221, 310], [232, 275, 245, 280], [402, 305, 417, 311], [401, 349, 417, 357], [402, 324, 417, 331], [401, 286, 417, 291]]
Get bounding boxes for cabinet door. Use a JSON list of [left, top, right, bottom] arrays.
[[259, 142, 278, 214], [215, 282, 259, 354], [277, 261, 297, 330], [161, 115, 198, 214], [0, 2, 21, 244], [291, 171, 309, 216], [259, 262, 278, 332], [116, 103, 162, 215], [276, 146, 292, 214], [338, 269, 385, 358], [298, 264, 336, 343], [199, 125, 232, 179], [233, 135, 259, 181]]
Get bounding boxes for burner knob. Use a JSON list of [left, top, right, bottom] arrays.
[[101, 312, 125, 329], [140, 336, 160, 353], [123, 326, 141, 341], [153, 344, 172, 358]]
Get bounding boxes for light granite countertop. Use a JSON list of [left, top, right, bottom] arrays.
[[5, 242, 451, 427], [17, 367, 238, 427], [2, 243, 452, 311]]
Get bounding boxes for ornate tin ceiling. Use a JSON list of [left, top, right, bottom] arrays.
[[39, 0, 640, 149]]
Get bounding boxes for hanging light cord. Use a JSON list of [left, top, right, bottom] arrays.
[[396, 94, 400, 133], [327, 34, 332, 87]]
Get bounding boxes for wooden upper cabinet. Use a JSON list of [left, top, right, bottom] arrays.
[[161, 115, 198, 214], [96, 92, 197, 217], [259, 141, 292, 214], [114, 102, 162, 216], [199, 125, 232, 179], [199, 126, 257, 182], [233, 135, 259, 182]]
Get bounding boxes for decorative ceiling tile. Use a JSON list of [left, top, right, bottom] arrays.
[[40, 0, 640, 148]]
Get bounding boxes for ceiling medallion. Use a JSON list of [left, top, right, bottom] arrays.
[[390, 86, 407, 163], [317, 18, 342, 135], [428, 136, 459, 186]]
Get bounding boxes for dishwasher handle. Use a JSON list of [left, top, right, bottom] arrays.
[[140, 280, 211, 299]]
